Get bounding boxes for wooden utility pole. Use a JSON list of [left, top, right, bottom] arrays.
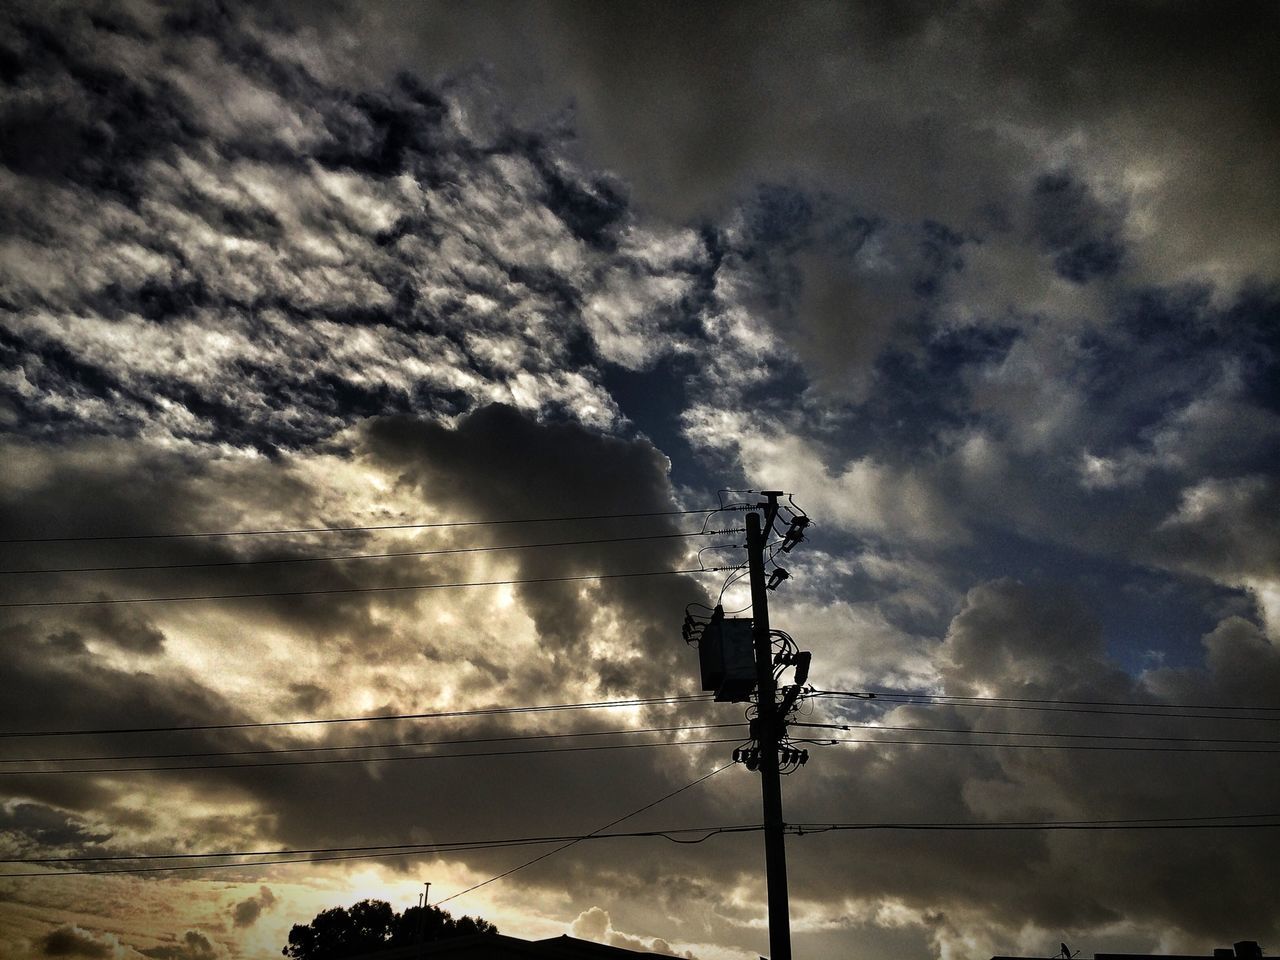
[[746, 496, 791, 960], [685, 490, 809, 959]]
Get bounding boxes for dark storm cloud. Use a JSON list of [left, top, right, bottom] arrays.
[[358, 1, 1023, 224], [0, 7, 201, 202], [707, 276, 1280, 602], [283, 682, 331, 714], [40, 926, 111, 958], [0, 597, 700, 875], [1150, 475, 1280, 585], [0, 804, 111, 851], [140, 930, 218, 960], [937, 578, 1119, 690], [326, 0, 1280, 442], [77, 606, 167, 655], [0, 0, 721, 450], [230, 886, 275, 928], [0, 617, 259, 814], [2, 2, 1279, 958], [456, 577, 1278, 955], [362, 404, 709, 695], [1030, 172, 1125, 283], [0, 438, 442, 645], [955, 289, 1280, 578], [771, 579, 1280, 945], [341, 0, 1280, 274], [0, 414, 732, 895], [714, 187, 951, 399], [1149, 616, 1280, 712]]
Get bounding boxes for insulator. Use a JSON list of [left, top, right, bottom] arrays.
[[780, 517, 810, 553], [793, 651, 811, 686]]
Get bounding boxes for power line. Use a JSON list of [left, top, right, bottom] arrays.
[[0, 507, 733, 545], [811, 736, 1280, 754], [0, 823, 760, 879], [1, 822, 761, 865], [7, 813, 1277, 879], [815, 689, 1280, 713], [20, 700, 1275, 757], [792, 720, 1280, 746], [0, 722, 748, 765], [10, 728, 1274, 776], [0, 566, 726, 609], [813, 691, 1280, 723], [0, 736, 746, 776], [791, 816, 1280, 833], [0, 530, 734, 576], [433, 761, 736, 907], [0, 693, 715, 740]]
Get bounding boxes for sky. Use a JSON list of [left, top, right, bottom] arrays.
[[1, 2, 1279, 959]]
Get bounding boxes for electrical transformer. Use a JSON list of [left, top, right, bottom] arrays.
[[698, 609, 757, 702]]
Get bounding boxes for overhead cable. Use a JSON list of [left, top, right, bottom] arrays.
[[0, 736, 746, 776], [0, 722, 748, 765], [0, 530, 731, 576], [811, 736, 1280, 754], [7, 813, 1277, 880], [791, 815, 1280, 833], [0, 693, 714, 740], [0, 507, 734, 545], [813, 690, 1280, 722], [1, 821, 760, 865], [814, 688, 1280, 713], [433, 760, 736, 906], [0, 566, 728, 609], [0, 821, 758, 879], [791, 720, 1280, 746]]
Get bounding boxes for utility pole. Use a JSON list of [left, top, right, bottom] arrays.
[[415, 882, 430, 957], [746, 495, 790, 960], [683, 490, 810, 960]]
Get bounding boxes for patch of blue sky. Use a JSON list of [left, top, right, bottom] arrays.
[[803, 321, 1020, 463], [963, 526, 1252, 675]]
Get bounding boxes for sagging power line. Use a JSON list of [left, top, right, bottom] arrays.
[[10, 723, 1278, 781], [7, 687, 1274, 743], [0, 722, 748, 765], [0, 506, 739, 545], [813, 690, 1280, 723], [0, 529, 741, 576], [0, 823, 760, 879], [807, 736, 1280, 755], [8, 815, 1277, 880], [433, 761, 735, 907], [0, 693, 715, 740], [821, 689, 1280, 713], [0, 735, 748, 776], [791, 719, 1280, 745], [21, 716, 1280, 768], [0, 566, 737, 609]]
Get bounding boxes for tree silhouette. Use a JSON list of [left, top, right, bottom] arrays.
[[282, 899, 497, 959]]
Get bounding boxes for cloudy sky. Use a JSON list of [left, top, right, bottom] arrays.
[[2, 2, 1279, 959]]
